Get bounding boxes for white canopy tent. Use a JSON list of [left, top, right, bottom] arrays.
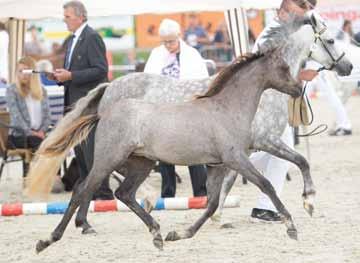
[[0, 0, 281, 19], [0, 0, 284, 82], [0, 0, 357, 20]]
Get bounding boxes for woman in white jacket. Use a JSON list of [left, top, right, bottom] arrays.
[[144, 18, 208, 198]]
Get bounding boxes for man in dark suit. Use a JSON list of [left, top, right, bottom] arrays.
[[54, 0, 113, 200]]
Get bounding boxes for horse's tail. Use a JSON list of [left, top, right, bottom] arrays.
[[24, 83, 108, 197]]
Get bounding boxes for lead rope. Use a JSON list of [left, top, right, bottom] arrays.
[[293, 67, 328, 137]]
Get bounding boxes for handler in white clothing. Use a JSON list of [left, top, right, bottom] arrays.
[[249, 0, 318, 222]]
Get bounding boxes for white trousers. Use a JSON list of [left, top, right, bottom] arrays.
[[249, 124, 294, 212], [308, 71, 352, 130]]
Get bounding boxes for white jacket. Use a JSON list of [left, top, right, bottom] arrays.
[[144, 39, 209, 79]]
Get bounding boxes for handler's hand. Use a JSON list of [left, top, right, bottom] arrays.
[[54, 68, 72, 82], [44, 71, 56, 81], [298, 69, 318, 81]]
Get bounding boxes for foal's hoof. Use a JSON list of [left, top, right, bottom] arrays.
[[153, 233, 164, 250], [303, 195, 315, 217], [143, 199, 154, 214], [287, 229, 298, 240], [165, 231, 181, 242], [220, 223, 235, 229], [304, 202, 314, 217], [36, 240, 50, 253], [82, 227, 97, 235]]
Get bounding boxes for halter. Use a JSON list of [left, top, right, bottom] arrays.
[[292, 16, 340, 138], [307, 18, 346, 72]]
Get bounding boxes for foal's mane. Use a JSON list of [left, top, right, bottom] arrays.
[[197, 52, 264, 99]]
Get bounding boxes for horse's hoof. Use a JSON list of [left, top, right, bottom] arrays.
[[36, 240, 50, 253], [303, 194, 315, 217], [304, 202, 314, 217], [165, 231, 181, 242], [287, 229, 298, 240], [153, 233, 164, 250], [220, 223, 234, 229], [82, 227, 97, 235], [210, 214, 221, 222]]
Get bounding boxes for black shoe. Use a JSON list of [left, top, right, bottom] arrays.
[[250, 208, 282, 223], [329, 128, 352, 136]]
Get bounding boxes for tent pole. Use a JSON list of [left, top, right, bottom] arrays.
[[224, 8, 250, 57], [8, 18, 25, 83]]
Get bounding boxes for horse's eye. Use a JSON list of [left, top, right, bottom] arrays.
[[326, 39, 335, 45]]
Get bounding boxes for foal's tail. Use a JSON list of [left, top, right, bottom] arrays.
[[24, 83, 108, 197]]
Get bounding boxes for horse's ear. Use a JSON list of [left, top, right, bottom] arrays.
[[303, 16, 312, 26], [301, 15, 313, 25]]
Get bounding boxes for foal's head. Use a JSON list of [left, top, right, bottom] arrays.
[[264, 51, 303, 98]]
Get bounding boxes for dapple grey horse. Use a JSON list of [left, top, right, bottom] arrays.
[[33, 50, 304, 252]]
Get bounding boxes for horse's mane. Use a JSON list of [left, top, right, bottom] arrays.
[[262, 20, 290, 41], [260, 15, 307, 53], [197, 52, 264, 99]]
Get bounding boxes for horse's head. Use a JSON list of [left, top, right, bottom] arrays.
[[264, 50, 303, 98], [304, 11, 353, 76], [262, 12, 353, 77]]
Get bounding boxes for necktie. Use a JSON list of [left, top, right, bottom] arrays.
[[64, 34, 75, 69]]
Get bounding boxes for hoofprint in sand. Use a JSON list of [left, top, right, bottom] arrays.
[[0, 97, 359, 263]]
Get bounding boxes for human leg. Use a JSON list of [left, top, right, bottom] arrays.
[[188, 165, 207, 196], [159, 162, 176, 197], [81, 126, 113, 200], [319, 72, 352, 133], [254, 125, 294, 216]]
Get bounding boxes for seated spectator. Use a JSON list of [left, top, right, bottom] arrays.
[[144, 18, 208, 198], [184, 13, 209, 51], [212, 21, 232, 62], [6, 56, 51, 152], [213, 21, 231, 47]]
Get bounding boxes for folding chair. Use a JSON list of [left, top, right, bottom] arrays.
[[0, 111, 33, 180]]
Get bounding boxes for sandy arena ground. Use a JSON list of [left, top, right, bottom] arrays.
[[0, 96, 359, 263]]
